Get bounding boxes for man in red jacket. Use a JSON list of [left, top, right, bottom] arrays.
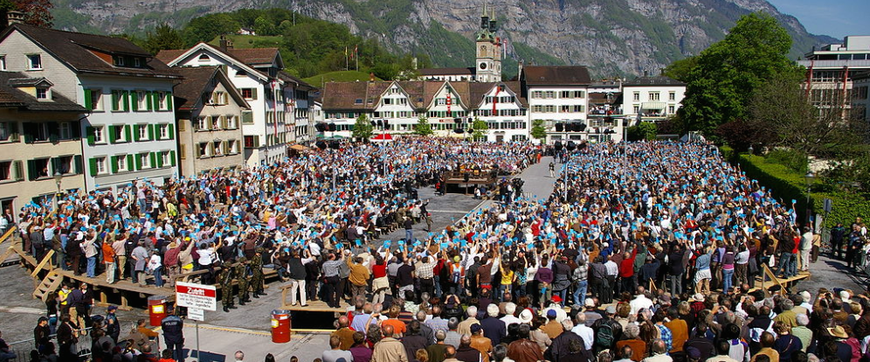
[[618, 246, 638, 296]]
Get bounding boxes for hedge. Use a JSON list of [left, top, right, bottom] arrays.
[[721, 146, 870, 228]]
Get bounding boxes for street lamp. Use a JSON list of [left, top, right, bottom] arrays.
[[53, 171, 63, 212], [805, 170, 815, 227], [748, 144, 754, 155]]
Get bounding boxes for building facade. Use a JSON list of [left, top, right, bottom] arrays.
[[798, 36, 870, 117], [0, 72, 87, 215], [620, 75, 685, 123], [0, 24, 181, 193], [173, 66, 249, 178], [158, 42, 298, 166]]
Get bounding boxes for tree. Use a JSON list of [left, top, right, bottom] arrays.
[[142, 23, 184, 55], [531, 119, 547, 142], [747, 74, 867, 158], [1, 0, 52, 27], [661, 56, 697, 83], [182, 13, 241, 47], [679, 13, 802, 136], [352, 114, 373, 140], [626, 122, 657, 141], [414, 115, 434, 136], [471, 117, 488, 141]]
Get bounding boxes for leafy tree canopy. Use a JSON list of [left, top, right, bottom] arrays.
[[679, 12, 802, 136], [142, 23, 184, 55], [1, 0, 52, 27]]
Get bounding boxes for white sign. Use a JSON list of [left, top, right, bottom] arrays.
[[187, 307, 204, 322], [175, 282, 217, 312]]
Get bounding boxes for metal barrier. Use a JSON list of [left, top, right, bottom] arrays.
[[7, 327, 93, 361]]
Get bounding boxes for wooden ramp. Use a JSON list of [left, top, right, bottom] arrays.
[[279, 284, 350, 312], [748, 265, 811, 295]]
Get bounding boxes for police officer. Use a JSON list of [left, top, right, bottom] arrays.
[[221, 261, 237, 312], [235, 257, 250, 305], [161, 308, 184, 362], [251, 248, 267, 298]]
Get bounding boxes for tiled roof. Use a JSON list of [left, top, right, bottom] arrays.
[[0, 72, 86, 112], [323, 80, 528, 111], [6, 24, 179, 79], [522, 65, 591, 85], [623, 76, 685, 87], [155, 49, 186, 65], [278, 71, 316, 90], [227, 48, 279, 66], [172, 66, 249, 111], [322, 82, 372, 110]]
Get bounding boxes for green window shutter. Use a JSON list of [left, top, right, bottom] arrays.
[[151, 92, 159, 111], [242, 111, 253, 124], [134, 154, 142, 170], [169, 151, 176, 166], [111, 92, 118, 111], [156, 152, 164, 168], [123, 91, 130, 111], [108, 125, 116, 143], [73, 155, 82, 174], [110, 156, 118, 173], [8, 122, 18, 143], [148, 124, 155, 140], [124, 125, 132, 142], [150, 152, 156, 168], [251, 88, 258, 100], [27, 160, 37, 180], [86, 126, 95, 145], [131, 92, 139, 111], [167, 124, 174, 140], [88, 158, 97, 176], [84, 89, 92, 111], [146, 91, 153, 111], [195, 144, 201, 158], [132, 126, 140, 142], [167, 93, 173, 110], [126, 154, 134, 170], [253, 135, 260, 148], [13, 160, 23, 181]]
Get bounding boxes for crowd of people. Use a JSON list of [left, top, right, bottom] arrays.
[[8, 138, 870, 362]]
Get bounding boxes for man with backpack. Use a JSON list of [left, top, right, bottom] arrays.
[[592, 305, 622, 354]]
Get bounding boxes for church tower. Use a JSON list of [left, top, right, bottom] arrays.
[[475, 4, 501, 82]]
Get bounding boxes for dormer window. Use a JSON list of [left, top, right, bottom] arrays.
[[113, 56, 125, 66], [35, 88, 48, 100], [134, 58, 141, 67]]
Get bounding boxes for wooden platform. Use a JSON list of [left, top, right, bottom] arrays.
[[444, 170, 497, 185]]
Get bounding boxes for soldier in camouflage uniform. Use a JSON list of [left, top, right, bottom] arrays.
[[235, 257, 250, 305], [251, 248, 267, 298], [221, 261, 237, 312]]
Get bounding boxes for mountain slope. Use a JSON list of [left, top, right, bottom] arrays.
[[51, 0, 836, 78]]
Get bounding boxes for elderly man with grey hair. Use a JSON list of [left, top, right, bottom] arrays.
[[544, 318, 590, 362], [792, 314, 812, 352], [444, 318, 462, 348], [457, 305, 480, 336], [773, 298, 797, 329]]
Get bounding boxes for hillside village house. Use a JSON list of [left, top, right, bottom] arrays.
[[0, 24, 181, 193], [0, 72, 87, 215], [157, 40, 316, 166], [172, 66, 249, 178]]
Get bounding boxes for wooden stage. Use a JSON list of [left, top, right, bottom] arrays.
[[443, 170, 497, 186]]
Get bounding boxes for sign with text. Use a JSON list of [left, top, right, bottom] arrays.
[[187, 307, 204, 321], [175, 282, 217, 311]]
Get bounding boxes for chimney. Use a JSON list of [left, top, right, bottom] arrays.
[[2, 10, 25, 29], [370, 72, 375, 82], [219, 35, 233, 52], [518, 61, 524, 78]]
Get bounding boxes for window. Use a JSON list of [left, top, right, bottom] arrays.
[[244, 135, 259, 148], [211, 91, 228, 105], [59, 122, 71, 140], [90, 126, 104, 144], [531, 91, 542, 98], [211, 116, 221, 130], [109, 125, 128, 143], [0, 161, 11, 181], [649, 92, 660, 101], [0, 55, 5, 70], [134, 58, 141, 67], [669, 92, 676, 101], [111, 90, 126, 111], [161, 151, 172, 166], [159, 124, 171, 139], [228, 140, 239, 154], [52, 156, 73, 175], [197, 117, 208, 131], [137, 124, 149, 141], [668, 105, 675, 114], [113, 56, 125, 66], [241, 110, 253, 124], [138, 153, 151, 169], [198, 54, 210, 62], [213, 141, 223, 156], [136, 91, 149, 110], [197, 142, 209, 158], [633, 106, 640, 114], [155, 91, 170, 111], [633, 92, 640, 101], [27, 54, 42, 70], [115, 155, 127, 172], [436, 98, 446, 105], [226, 115, 237, 129], [240, 88, 257, 100], [86, 89, 103, 111], [95, 157, 107, 175], [0, 121, 16, 142], [28, 158, 50, 180], [35, 88, 47, 100]]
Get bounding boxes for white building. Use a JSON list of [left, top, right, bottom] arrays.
[[521, 66, 602, 144], [157, 41, 296, 166], [852, 71, 869, 122], [471, 82, 529, 143], [0, 24, 181, 192], [798, 36, 870, 115], [621, 75, 685, 124]]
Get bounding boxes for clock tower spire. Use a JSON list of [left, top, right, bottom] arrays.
[[475, 3, 501, 82]]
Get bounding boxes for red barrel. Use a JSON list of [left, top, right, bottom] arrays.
[[147, 295, 167, 326], [271, 309, 291, 343]]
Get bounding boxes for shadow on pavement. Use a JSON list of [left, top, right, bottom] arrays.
[[187, 349, 226, 362]]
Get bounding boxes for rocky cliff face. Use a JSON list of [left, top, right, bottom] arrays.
[[52, 0, 834, 77]]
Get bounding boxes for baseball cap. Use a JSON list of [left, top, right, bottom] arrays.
[[108, 305, 118, 311], [605, 306, 616, 314], [546, 309, 557, 318]]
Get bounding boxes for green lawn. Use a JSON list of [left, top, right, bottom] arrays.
[[303, 71, 381, 88]]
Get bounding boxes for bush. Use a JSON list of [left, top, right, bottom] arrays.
[[766, 149, 807, 173]]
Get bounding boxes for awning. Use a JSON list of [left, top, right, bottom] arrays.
[[641, 102, 666, 110], [289, 144, 308, 151]]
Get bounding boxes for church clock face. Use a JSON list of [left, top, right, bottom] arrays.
[[479, 62, 487, 70]]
